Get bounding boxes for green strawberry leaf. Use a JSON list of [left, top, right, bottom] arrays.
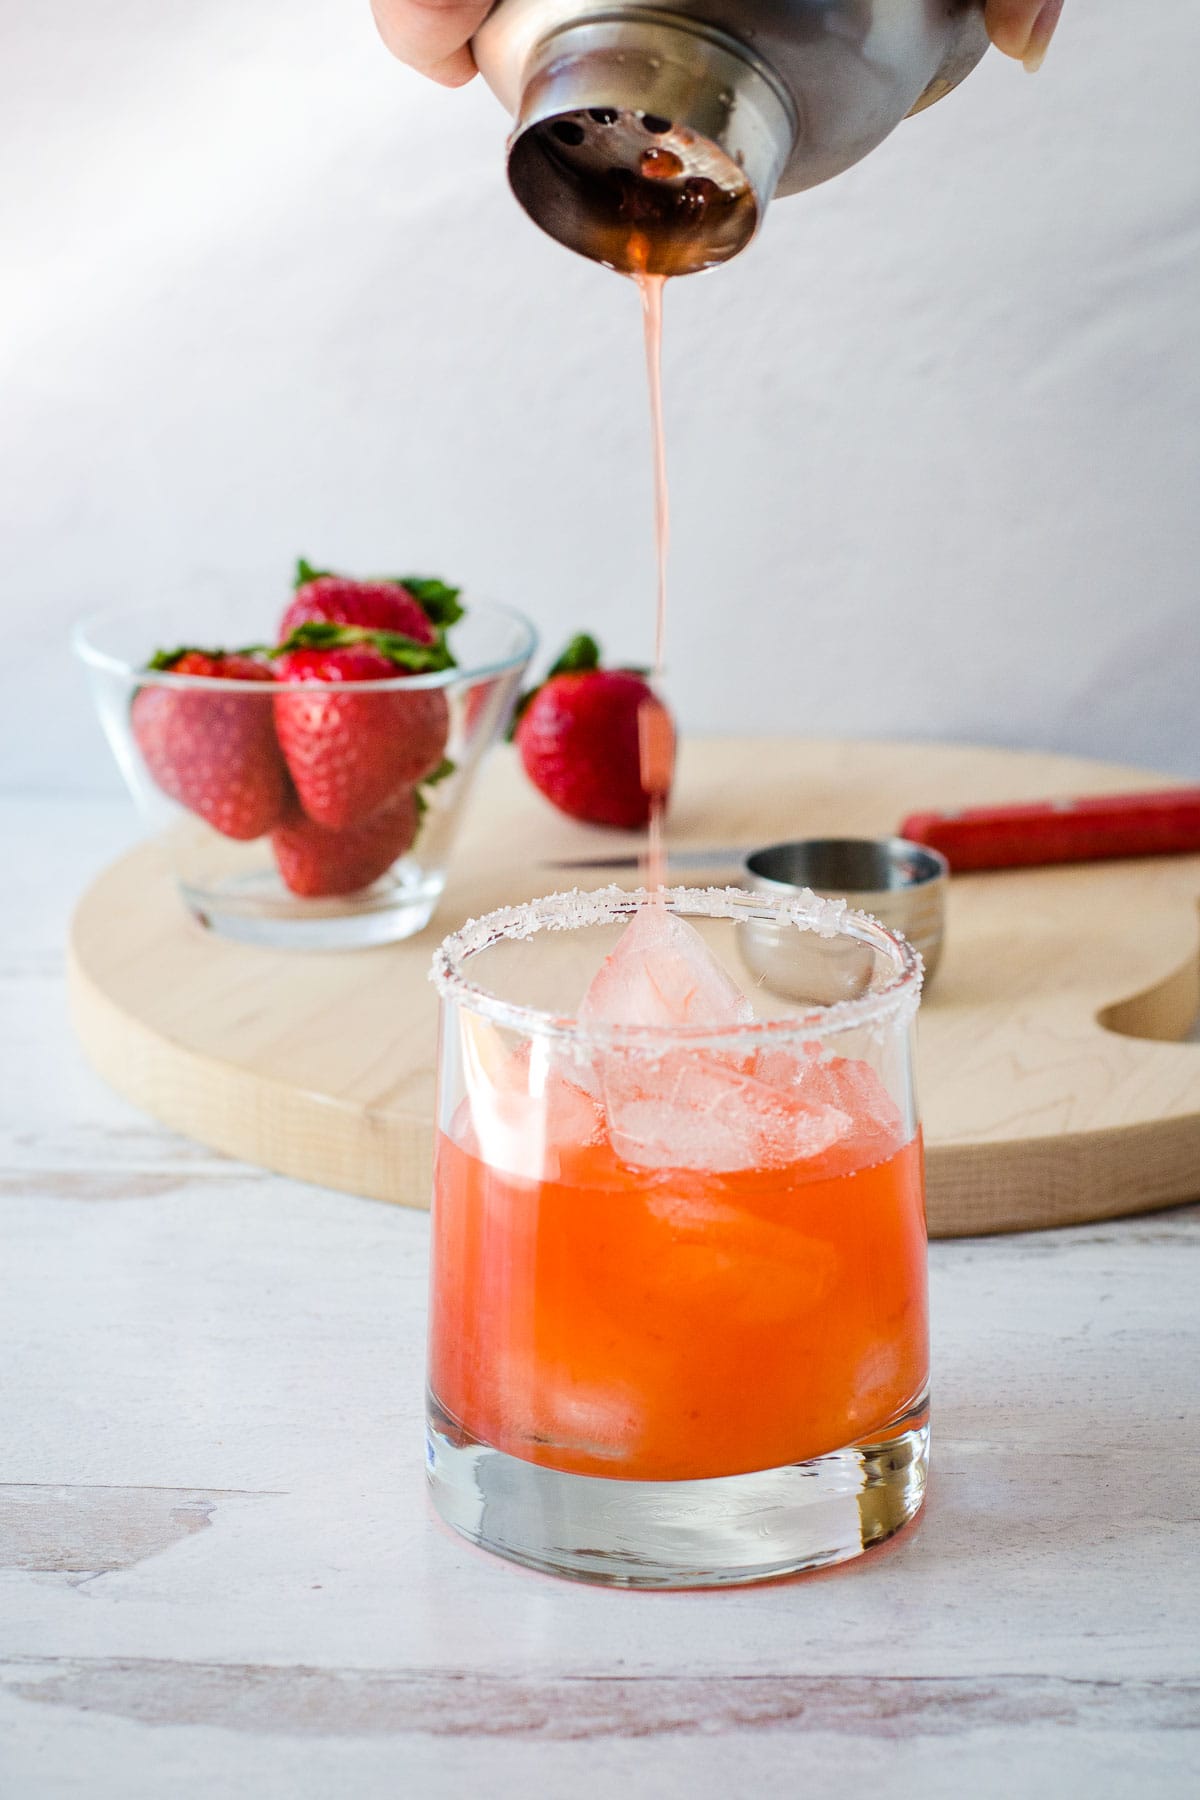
[[506, 632, 603, 741], [294, 559, 464, 630], [414, 756, 457, 824], [547, 633, 601, 678], [505, 695, 530, 742], [398, 577, 464, 629], [273, 621, 455, 673], [294, 557, 332, 587], [367, 628, 456, 672], [146, 645, 209, 671], [145, 643, 271, 671]]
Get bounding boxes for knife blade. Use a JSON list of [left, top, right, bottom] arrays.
[[542, 847, 750, 872]]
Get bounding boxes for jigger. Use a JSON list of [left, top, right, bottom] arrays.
[[740, 837, 948, 1003]]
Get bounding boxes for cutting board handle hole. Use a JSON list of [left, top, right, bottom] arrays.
[[1098, 907, 1200, 1044]]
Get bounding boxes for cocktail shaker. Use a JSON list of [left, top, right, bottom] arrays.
[[472, 1, 990, 274]]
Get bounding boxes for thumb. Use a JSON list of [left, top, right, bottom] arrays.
[[985, 0, 1065, 72]]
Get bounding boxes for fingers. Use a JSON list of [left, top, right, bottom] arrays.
[[985, 0, 1064, 71], [1021, 0, 1064, 73], [370, 0, 493, 87], [379, 0, 1065, 87]]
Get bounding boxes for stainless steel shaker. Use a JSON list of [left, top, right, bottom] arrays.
[[472, 1, 989, 274]]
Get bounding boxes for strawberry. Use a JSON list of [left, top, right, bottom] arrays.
[[273, 624, 453, 829], [270, 788, 420, 898], [512, 634, 674, 830], [131, 648, 289, 840], [278, 560, 463, 648]]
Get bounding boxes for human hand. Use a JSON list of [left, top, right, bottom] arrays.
[[373, 0, 1066, 88], [370, 0, 491, 87], [985, 0, 1064, 71]]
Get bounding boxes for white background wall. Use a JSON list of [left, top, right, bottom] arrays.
[[3, 0, 1198, 795]]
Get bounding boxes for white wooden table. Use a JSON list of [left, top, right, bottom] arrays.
[[3, 798, 1198, 1798]]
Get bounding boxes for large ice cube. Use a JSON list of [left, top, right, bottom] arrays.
[[579, 905, 755, 1032], [580, 909, 851, 1171]]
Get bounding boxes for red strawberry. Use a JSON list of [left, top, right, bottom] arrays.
[[278, 561, 463, 648], [270, 789, 419, 897], [131, 649, 288, 840], [273, 625, 452, 829], [513, 634, 674, 830]]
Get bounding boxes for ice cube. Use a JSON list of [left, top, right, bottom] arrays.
[[458, 1016, 604, 1181], [495, 1349, 645, 1467], [603, 1048, 851, 1172], [641, 1191, 839, 1323], [756, 1044, 907, 1169], [579, 905, 755, 1032], [579, 910, 859, 1170]]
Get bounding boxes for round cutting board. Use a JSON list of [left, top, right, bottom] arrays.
[[68, 738, 1200, 1238]]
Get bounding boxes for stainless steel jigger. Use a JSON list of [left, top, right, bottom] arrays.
[[472, 1, 990, 275], [740, 837, 948, 1004]]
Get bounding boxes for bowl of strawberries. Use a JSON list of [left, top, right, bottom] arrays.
[[74, 562, 536, 948]]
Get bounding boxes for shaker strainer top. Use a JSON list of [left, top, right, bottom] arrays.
[[500, 16, 797, 277], [473, 1, 992, 276], [509, 102, 760, 276]]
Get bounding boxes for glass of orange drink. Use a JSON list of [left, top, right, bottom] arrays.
[[427, 885, 927, 1587]]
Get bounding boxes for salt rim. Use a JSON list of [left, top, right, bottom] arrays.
[[428, 885, 924, 1050]]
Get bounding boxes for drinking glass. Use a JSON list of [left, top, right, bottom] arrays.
[[427, 886, 927, 1587]]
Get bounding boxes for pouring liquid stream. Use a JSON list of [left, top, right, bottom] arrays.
[[639, 267, 669, 679], [633, 258, 673, 893]]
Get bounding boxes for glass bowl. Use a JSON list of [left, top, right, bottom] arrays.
[[74, 591, 536, 950]]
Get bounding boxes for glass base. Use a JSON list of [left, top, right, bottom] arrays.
[[426, 1397, 929, 1589], [178, 865, 444, 950]]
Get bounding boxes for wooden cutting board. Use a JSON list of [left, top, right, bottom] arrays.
[[67, 738, 1200, 1238]]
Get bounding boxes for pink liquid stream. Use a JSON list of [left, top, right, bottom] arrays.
[[635, 269, 671, 893]]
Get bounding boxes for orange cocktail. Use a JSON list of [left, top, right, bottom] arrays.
[[430, 1099, 926, 1482], [426, 887, 928, 1587]]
